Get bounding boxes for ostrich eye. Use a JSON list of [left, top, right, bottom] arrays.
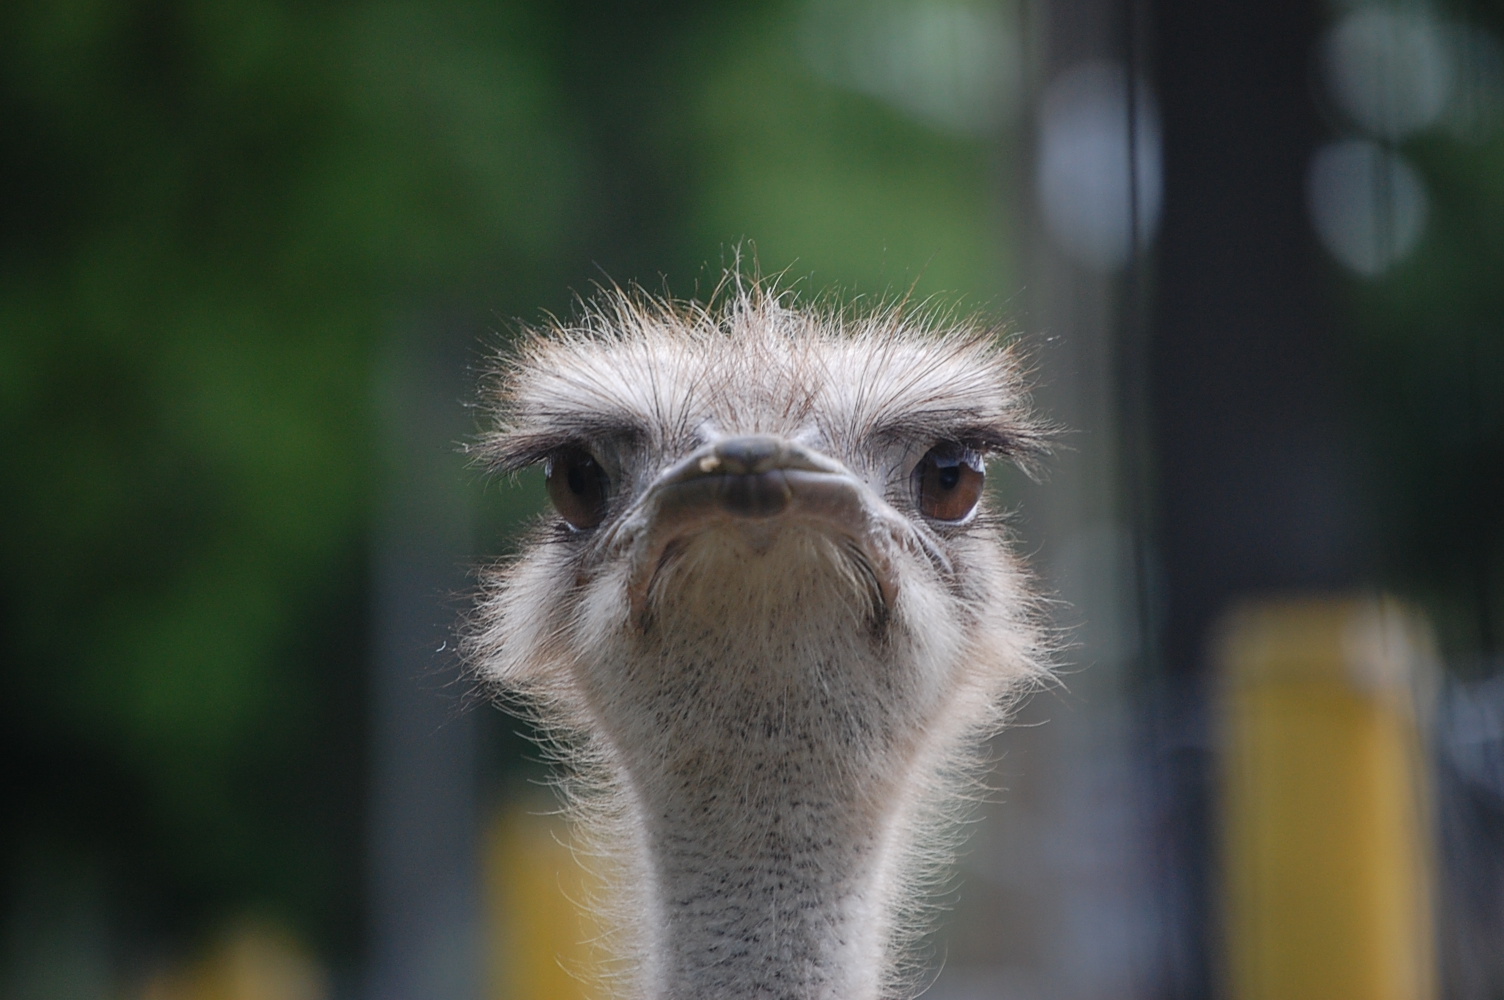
[[545, 447, 609, 529], [913, 445, 985, 522]]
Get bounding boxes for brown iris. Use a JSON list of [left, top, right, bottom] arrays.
[[546, 447, 609, 529], [914, 445, 985, 522]]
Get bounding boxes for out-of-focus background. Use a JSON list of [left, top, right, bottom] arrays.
[[3, 0, 1502, 998]]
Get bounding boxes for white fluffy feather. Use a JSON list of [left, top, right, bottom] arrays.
[[467, 278, 1052, 1000]]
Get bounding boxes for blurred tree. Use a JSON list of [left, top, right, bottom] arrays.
[[0, 0, 579, 963]]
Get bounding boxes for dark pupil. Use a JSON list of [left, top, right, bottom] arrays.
[[936, 463, 961, 490], [567, 460, 592, 495]]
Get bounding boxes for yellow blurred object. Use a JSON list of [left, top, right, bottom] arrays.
[[139, 920, 327, 1000], [1218, 596, 1437, 1000], [485, 802, 607, 1000]]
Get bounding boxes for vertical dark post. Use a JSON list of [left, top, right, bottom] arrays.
[[1145, 0, 1369, 995], [367, 321, 480, 1000]]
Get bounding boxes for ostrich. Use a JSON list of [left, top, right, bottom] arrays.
[[467, 278, 1051, 1000]]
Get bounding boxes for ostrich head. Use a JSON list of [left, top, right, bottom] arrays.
[[469, 280, 1050, 1000]]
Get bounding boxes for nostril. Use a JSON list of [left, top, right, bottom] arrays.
[[712, 435, 785, 475]]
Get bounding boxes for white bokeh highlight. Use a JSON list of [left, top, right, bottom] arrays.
[[1307, 139, 1428, 277], [1035, 61, 1162, 272], [1324, 8, 1455, 139]]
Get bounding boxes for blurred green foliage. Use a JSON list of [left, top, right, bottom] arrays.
[[0, 0, 1014, 971], [0, 0, 581, 957], [1348, 126, 1504, 665]]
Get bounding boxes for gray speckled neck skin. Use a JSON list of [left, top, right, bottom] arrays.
[[468, 285, 1050, 1000], [598, 538, 921, 1000]]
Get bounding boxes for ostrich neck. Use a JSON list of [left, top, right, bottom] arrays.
[[589, 598, 935, 1000], [640, 742, 898, 1000]]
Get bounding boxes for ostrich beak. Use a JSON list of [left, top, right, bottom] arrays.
[[656, 435, 852, 520], [609, 435, 905, 620]]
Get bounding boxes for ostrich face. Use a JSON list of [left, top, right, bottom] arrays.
[[469, 288, 1050, 1000], [472, 291, 1047, 767]]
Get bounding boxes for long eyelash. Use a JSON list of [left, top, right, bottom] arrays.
[[873, 421, 1043, 462], [475, 420, 641, 475]]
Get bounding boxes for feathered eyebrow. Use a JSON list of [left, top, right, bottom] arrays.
[[473, 415, 644, 474], [869, 414, 1051, 465]]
